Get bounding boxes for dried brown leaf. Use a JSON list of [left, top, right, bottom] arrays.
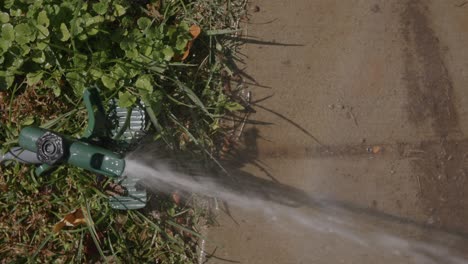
[[181, 25, 202, 61], [53, 208, 86, 233]]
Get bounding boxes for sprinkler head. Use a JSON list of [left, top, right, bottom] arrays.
[[36, 132, 66, 165]]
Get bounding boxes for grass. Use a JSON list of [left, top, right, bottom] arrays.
[[0, 0, 248, 262]]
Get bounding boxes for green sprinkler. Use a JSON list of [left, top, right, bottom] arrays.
[[1, 88, 147, 210]]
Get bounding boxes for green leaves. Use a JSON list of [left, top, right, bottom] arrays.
[[85, 15, 104, 27], [36, 25, 49, 40], [118, 91, 136, 108], [1, 23, 14, 42], [59, 23, 70, 41], [21, 115, 35, 126], [37, 11, 49, 27], [113, 4, 126, 17], [162, 46, 174, 61], [70, 17, 84, 37], [26, 71, 43, 86], [101, 74, 116, 89], [120, 38, 136, 51], [135, 75, 153, 92], [0, 71, 14, 88], [66, 72, 86, 94], [137, 17, 152, 30], [0, 24, 13, 54], [36, 41, 47, 50], [19, 44, 31, 55], [175, 36, 188, 51], [31, 49, 45, 64], [10, 8, 22, 17], [14, 23, 35, 45], [0, 12, 10, 23], [92, 1, 109, 15], [73, 53, 87, 68], [224, 101, 245, 112], [0, 0, 207, 119], [3, 0, 15, 9], [89, 68, 103, 80]]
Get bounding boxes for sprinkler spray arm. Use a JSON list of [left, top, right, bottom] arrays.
[[16, 88, 125, 178], [19, 89, 125, 177], [2, 88, 147, 210], [18, 127, 125, 177]]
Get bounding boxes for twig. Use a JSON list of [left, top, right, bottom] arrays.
[[349, 108, 358, 127], [248, 18, 279, 25], [416, 174, 422, 194], [456, 1, 468, 7]]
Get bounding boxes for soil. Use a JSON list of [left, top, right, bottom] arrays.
[[205, 0, 468, 263]]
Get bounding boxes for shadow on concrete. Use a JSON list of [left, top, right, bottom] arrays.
[[129, 91, 468, 262], [131, 128, 468, 262]]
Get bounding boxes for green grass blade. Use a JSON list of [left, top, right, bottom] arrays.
[[84, 202, 107, 262], [40, 109, 80, 129], [172, 78, 212, 117], [166, 219, 207, 240], [31, 233, 53, 260], [169, 112, 229, 175]]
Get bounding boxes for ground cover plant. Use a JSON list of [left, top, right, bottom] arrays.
[[0, 0, 247, 262]]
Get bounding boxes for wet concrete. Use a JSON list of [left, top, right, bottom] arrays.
[[205, 0, 468, 263]]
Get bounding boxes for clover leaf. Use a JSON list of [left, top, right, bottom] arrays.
[[118, 91, 136, 108]]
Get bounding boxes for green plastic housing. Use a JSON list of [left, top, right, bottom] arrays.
[[19, 126, 125, 178]]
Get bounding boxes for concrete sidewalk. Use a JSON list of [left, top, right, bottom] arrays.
[[206, 1, 468, 263]]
